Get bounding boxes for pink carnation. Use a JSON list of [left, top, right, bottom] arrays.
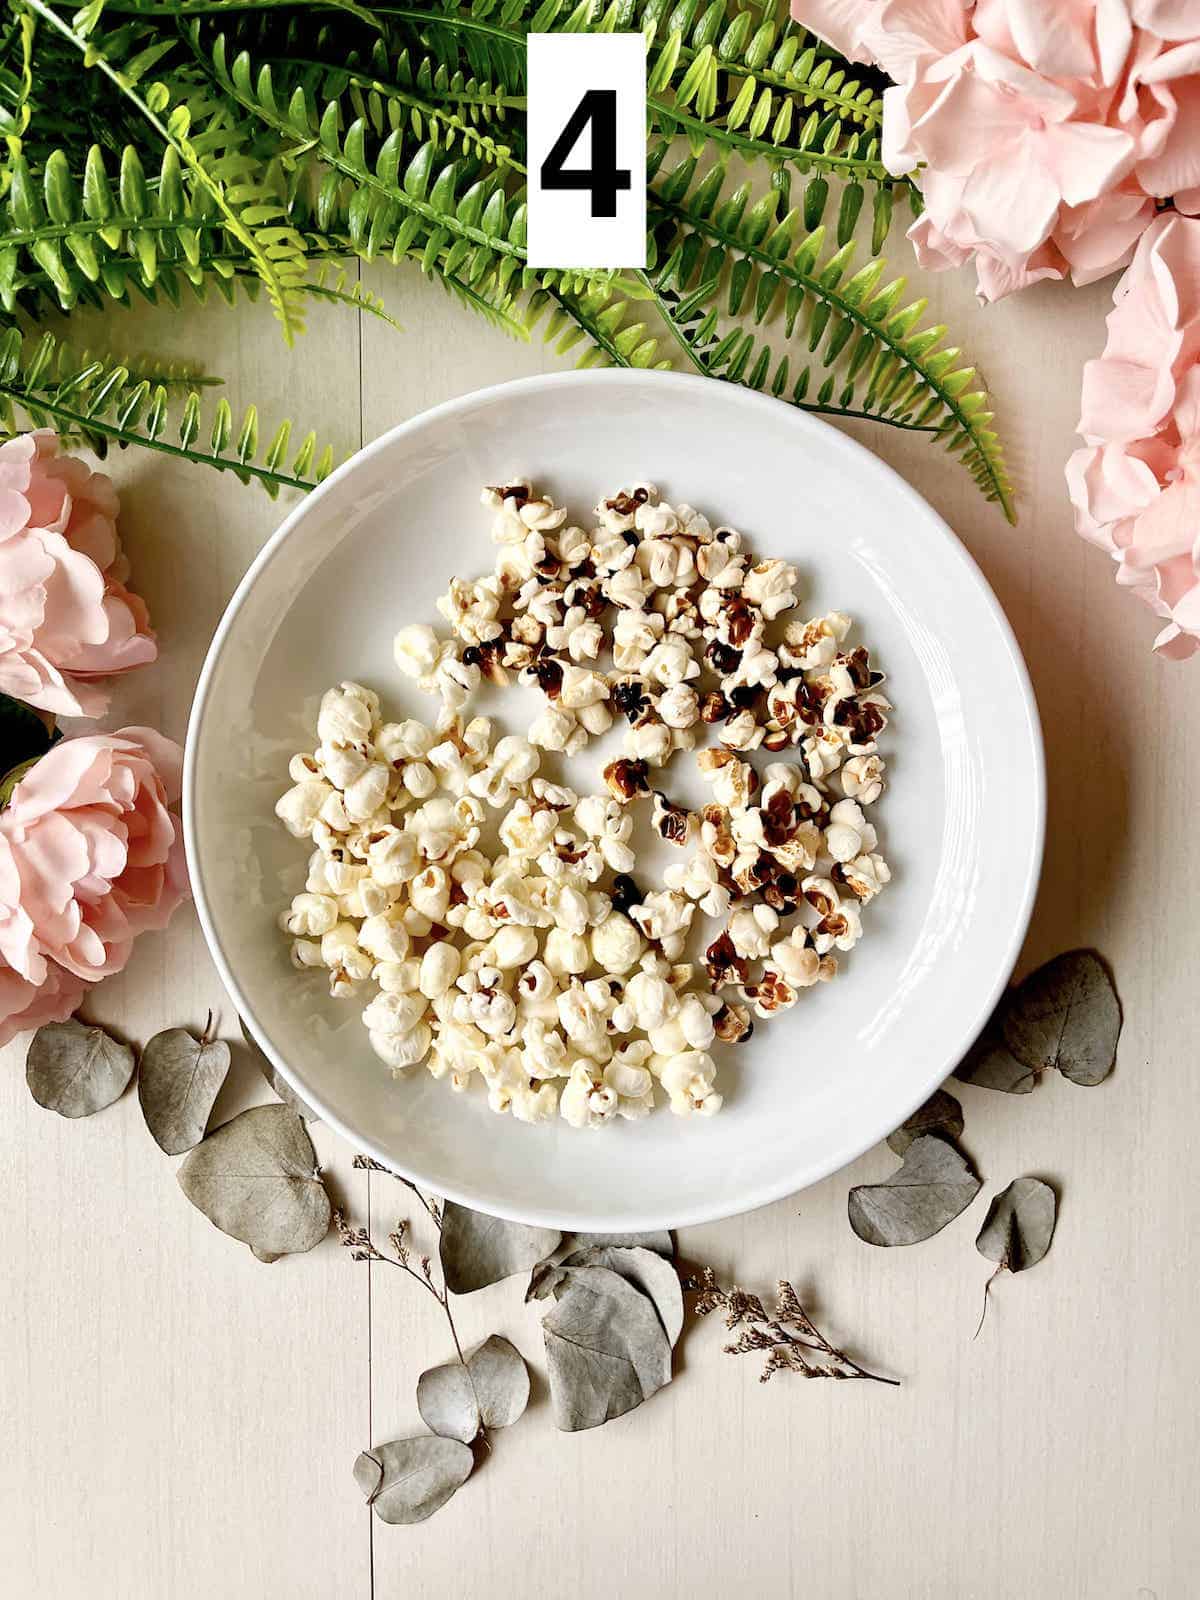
[[1066, 211, 1200, 656], [0, 728, 188, 1039], [792, 0, 1200, 300], [0, 432, 156, 718]]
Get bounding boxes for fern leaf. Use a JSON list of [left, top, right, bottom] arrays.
[[22, 0, 309, 342], [647, 156, 1015, 520], [0, 325, 336, 494]]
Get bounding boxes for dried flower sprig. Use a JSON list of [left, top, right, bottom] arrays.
[[337, 1158, 463, 1363], [685, 1268, 898, 1386]]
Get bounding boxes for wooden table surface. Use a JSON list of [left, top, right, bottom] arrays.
[[2, 253, 1196, 1600]]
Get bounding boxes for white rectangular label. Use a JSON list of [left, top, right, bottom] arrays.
[[526, 33, 647, 270]]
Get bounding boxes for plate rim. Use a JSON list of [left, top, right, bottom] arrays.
[[183, 367, 1045, 1231]]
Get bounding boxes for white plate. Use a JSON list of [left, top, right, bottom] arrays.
[[184, 370, 1043, 1232]]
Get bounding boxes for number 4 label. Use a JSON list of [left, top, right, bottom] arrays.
[[527, 34, 647, 270]]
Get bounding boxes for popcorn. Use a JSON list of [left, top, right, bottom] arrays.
[[841, 753, 886, 805], [276, 480, 895, 1130], [589, 911, 645, 975], [657, 1050, 722, 1117], [393, 624, 443, 681]]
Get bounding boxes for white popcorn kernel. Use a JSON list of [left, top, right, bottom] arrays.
[[401, 761, 437, 800], [559, 1059, 618, 1129], [375, 958, 422, 994], [697, 543, 745, 589], [317, 685, 375, 746], [522, 1018, 568, 1079], [517, 958, 556, 1001], [363, 990, 427, 1036], [769, 928, 824, 989], [278, 892, 338, 938], [559, 665, 610, 710], [742, 558, 799, 619], [468, 984, 518, 1039], [378, 720, 434, 763], [394, 624, 443, 681], [643, 635, 698, 688], [288, 753, 321, 784], [728, 904, 779, 960], [658, 683, 699, 729], [624, 720, 674, 768], [529, 704, 578, 753], [357, 908, 411, 964], [419, 942, 462, 999], [369, 1023, 432, 1071], [629, 889, 695, 961], [841, 753, 886, 804], [343, 760, 390, 822], [577, 701, 613, 737], [658, 1051, 722, 1117], [720, 709, 765, 752], [275, 780, 332, 838], [825, 796, 874, 863], [290, 937, 324, 970], [366, 826, 420, 887], [544, 926, 590, 976], [409, 865, 450, 923], [612, 969, 678, 1034], [841, 852, 891, 902], [490, 924, 539, 969], [783, 611, 852, 670], [512, 1081, 559, 1124], [590, 912, 645, 976]]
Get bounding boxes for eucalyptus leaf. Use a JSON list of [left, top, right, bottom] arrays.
[[26, 1018, 135, 1118], [467, 1334, 530, 1429], [176, 1104, 331, 1260], [239, 1017, 320, 1122], [976, 1178, 1057, 1272], [887, 1088, 964, 1155], [542, 1265, 672, 1431], [138, 1026, 231, 1154], [1002, 950, 1122, 1086], [561, 1230, 674, 1258], [954, 1022, 1038, 1094], [416, 1360, 479, 1445], [440, 1201, 561, 1295], [848, 1134, 982, 1247], [559, 1245, 684, 1347], [353, 1436, 473, 1525], [416, 1335, 528, 1443]]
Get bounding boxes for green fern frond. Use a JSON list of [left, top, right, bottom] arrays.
[[197, 31, 533, 298], [22, 0, 310, 343], [0, 325, 337, 493], [647, 154, 1014, 519]]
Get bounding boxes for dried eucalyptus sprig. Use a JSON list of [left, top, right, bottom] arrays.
[[686, 1268, 898, 1386], [341, 1161, 531, 1521]]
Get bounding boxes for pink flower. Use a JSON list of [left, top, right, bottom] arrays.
[[1067, 211, 1200, 656], [0, 432, 156, 719], [791, 0, 1200, 300], [0, 729, 188, 1029], [0, 958, 87, 1049]]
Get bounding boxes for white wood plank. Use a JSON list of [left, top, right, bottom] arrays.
[[0, 290, 371, 1600]]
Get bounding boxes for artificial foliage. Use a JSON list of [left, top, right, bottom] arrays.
[[0, 0, 1014, 516]]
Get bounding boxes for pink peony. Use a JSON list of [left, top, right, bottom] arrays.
[[0, 432, 156, 718], [0, 728, 188, 1037], [1067, 211, 1200, 656], [0, 958, 88, 1049], [792, 0, 1200, 300]]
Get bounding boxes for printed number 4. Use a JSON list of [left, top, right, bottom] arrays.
[[540, 89, 632, 218]]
